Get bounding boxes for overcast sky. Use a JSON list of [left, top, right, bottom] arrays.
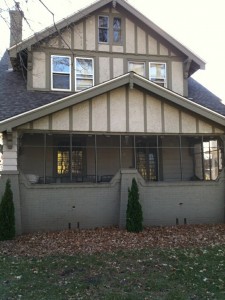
[[1, 0, 225, 101]]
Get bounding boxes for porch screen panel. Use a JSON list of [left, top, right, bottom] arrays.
[[96, 135, 120, 182], [161, 136, 181, 181], [180, 136, 195, 180], [135, 136, 158, 181], [202, 138, 222, 180], [18, 133, 45, 183], [121, 136, 135, 169]]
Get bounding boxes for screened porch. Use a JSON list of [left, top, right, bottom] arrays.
[[18, 132, 224, 184]]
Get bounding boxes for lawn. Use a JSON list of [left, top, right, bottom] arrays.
[[1, 225, 225, 299], [1, 246, 225, 299]]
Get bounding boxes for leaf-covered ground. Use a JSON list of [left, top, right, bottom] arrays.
[[1, 224, 225, 257]]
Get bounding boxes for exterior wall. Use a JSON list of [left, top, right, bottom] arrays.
[[32, 52, 46, 89], [18, 86, 225, 135], [2, 132, 18, 171], [19, 173, 121, 233], [29, 7, 186, 95], [139, 171, 225, 226], [16, 169, 225, 233]]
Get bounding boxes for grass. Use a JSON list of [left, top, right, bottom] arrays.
[[0, 245, 225, 299]]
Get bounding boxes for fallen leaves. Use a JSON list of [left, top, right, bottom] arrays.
[[0, 224, 225, 257]]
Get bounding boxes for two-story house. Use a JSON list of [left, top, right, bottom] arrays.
[[1, 0, 225, 234]]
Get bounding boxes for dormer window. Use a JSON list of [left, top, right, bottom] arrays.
[[149, 62, 167, 87], [98, 16, 109, 43], [51, 55, 71, 91]]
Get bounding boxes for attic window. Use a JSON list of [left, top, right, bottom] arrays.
[[98, 16, 109, 43], [113, 17, 121, 43], [51, 55, 71, 91], [149, 62, 167, 87]]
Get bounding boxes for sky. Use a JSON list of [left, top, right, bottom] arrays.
[[1, 0, 225, 101]]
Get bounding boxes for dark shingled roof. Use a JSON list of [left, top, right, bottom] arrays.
[[1, 51, 225, 122], [0, 51, 73, 122], [188, 77, 225, 116]]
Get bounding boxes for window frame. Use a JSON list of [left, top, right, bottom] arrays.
[[98, 15, 109, 43], [75, 57, 94, 92], [51, 55, 71, 91], [128, 61, 146, 76], [149, 62, 167, 88]]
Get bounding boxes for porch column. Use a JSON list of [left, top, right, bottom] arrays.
[[119, 169, 138, 228], [0, 131, 22, 234]]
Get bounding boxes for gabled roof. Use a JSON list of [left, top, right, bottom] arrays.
[[1, 71, 225, 132], [8, 0, 205, 73]]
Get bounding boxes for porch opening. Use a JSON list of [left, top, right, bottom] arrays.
[[18, 133, 224, 184]]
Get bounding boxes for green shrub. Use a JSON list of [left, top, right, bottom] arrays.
[[126, 178, 143, 232], [0, 179, 15, 240]]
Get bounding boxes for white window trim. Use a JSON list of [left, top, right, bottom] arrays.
[[75, 57, 94, 92], [128, 61, 146, 76], [51, 55, 71, 91], [149, 62, 167, 88], [98, 15, 109, 44]]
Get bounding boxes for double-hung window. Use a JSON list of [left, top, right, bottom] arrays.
[[75, 57, 94, 91], [128, 61, 145, 76], [98, 16, 109, 43], [51, 55, 71, 91], [149, 62, 167, 87]]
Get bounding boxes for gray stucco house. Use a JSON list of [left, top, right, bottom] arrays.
[[1, 0, 225, 234]]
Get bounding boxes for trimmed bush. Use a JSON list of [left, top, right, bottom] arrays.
[[0, 179, 15, 240], [126, 178, 143, 232]]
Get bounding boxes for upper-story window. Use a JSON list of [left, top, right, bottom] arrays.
[[128, 61, 145, 76], [98, 15, 122, 44], [75, 57, 94, 91], [98, 16, 109, 43], [51, 55, 71, 91], [113, 17, 121, 43], [149, 62, 167, 87]]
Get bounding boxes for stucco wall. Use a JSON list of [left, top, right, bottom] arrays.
[[32, 52, 46, 89], [30, 10, 185, 94], [18, 86, 224, 135]]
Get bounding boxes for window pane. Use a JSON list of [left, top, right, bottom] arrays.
[[150, 63, 166, 78], [99, 16, 108, 28], [76, 79, 93, 90], [99, 28, 109, 42], [53, 74, 70, 89], [113, 17, 121, 43], [76, 58, 93, 75], [128, 62, 145, 76], [52, 56, 70, 73]]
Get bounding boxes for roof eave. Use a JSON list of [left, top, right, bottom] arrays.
[[1, 73, 224, 132]]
